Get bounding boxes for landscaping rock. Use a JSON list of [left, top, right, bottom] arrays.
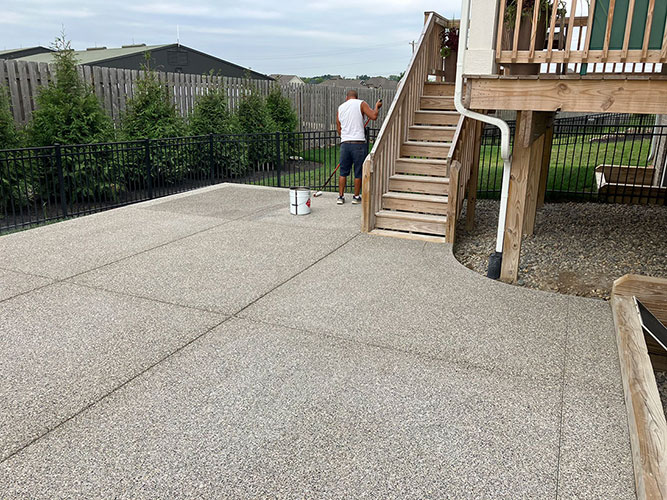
[[656, 371, 667, 417], [455, 200, 667, 300]]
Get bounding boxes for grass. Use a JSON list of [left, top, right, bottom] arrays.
[[477, 137, 652, 199], [253, 144, 372, 193], [251, 135, 653, 200]]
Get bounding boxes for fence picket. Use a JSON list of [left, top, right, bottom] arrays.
[[26, 61, 39, 114], [6, 61, 22, 122], [0, 59, 397, 130], [17, 61, 32, 122]]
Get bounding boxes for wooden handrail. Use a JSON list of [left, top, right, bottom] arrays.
[[362, 11, 452, 232], [445, 110, 483, 244], [369, 13, 436, 157], [447, 115, 466, 166]]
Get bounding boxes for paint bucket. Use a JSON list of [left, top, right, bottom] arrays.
[[289, 186, 311, 215]]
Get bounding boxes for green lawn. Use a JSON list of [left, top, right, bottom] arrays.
[[253, 144, 371, 193], [477, 137, 652, 198], [252, 136, 652, 200]]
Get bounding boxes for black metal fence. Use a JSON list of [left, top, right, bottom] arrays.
[[478, 114, 667, 204], [1, 115, 665, 234], [0, 129, 380, 234]]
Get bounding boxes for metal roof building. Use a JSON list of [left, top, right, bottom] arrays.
[[0, 46, 53, 60], [17, 43, 271, 80]]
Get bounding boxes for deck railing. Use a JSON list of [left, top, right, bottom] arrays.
[[446, 116, 483, 243], [361, 12, 455, 232], [495, 0, 667, 74]]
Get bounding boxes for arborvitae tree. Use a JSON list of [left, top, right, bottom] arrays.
[[121, 56, 185, 140], [237, 83, 277, 166], [0, 85, 27, 211], [0, 86, 20, 149], [189, 85, 240, 136], [237, 85, 277, 136], [266, 86, 298, 133], [28, 35, 112, 146], [189, 84, 248, 177]]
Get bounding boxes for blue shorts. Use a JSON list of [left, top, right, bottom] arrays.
[[339, 142, 367, 179]]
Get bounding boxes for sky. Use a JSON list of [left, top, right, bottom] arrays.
[[1, 0, 462, 78]]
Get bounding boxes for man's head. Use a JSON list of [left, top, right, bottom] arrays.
[[346, 90, 358, 100]]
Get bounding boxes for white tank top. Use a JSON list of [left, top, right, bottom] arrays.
[[338, 99, 365, 142]]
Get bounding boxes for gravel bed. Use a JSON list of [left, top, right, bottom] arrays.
[[454, 199, 667, 414], [454, 200, 667, 300], [657, 371, 667, 417]]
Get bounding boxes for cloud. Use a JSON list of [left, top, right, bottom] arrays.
[[127, 3, 282, 19], [1, 0, 462, 77], [0, 13, 27, 25]]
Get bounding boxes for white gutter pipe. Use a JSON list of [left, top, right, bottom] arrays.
[[454, 0, 512, 279]]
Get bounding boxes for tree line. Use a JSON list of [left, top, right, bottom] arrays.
[[0, 37, 300, 213], [0, 36, 298, 150]]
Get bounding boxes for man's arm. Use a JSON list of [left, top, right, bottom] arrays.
[[360, 100, 383, 121], [336, 111, 342, 136]]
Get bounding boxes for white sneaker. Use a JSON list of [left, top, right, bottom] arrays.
[[336, 196, 345, 205]]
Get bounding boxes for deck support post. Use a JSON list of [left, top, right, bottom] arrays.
[[500, 111, 551, 283]]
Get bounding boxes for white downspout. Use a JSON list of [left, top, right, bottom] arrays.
[[455, 0, 512, 279]]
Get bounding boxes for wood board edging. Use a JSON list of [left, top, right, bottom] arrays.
[[611, 275, 667, 500]]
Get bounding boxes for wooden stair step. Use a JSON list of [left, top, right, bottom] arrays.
[[423, 82, 455, 96], [374, 210, 447, 236], [408, 125, 456, 142], [414, 110, 460, 126], [389, 174, 449, 195], [370, 228, 447, 244], [395, 157, 448, 176], [401, 140, 451, 159], [420, 96, 456, 111], [382, 191, 449, 215]]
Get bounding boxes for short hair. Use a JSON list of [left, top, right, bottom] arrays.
[[346, 90, 358, 99]]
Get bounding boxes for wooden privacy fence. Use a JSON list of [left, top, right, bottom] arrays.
[[0, 59, 395, 131]]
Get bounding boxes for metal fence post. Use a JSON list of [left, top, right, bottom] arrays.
[[209, 133, 215, 185], [144, 138, 153, 198], [275, 131, 282, 188], [55, 144, 68, 217]]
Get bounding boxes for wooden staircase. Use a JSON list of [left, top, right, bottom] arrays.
[[373, 81, 458, 242], [361, 12, 481, 244]]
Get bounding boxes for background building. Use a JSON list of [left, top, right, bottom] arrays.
[[270, 74, 305, 85], [17, 43, 271, 80], [0, 46, 52, 60]]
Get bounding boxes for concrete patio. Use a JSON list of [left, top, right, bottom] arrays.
[[0, 184, 635, 498]]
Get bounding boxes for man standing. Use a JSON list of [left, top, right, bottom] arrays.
[[336, 90, 382, 204]]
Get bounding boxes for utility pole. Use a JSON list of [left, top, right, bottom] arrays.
[[409, 40, 416, 54]]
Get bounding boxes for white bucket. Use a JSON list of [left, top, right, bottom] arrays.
[[289, 187, 311, 215]]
